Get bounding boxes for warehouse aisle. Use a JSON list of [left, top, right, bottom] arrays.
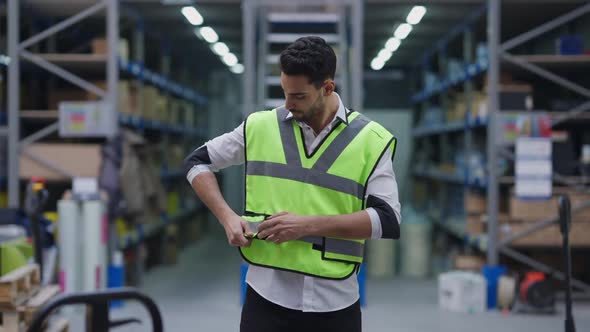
[[70, 225, 590, 332]]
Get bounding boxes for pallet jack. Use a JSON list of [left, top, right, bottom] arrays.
[[18, 178, 163, 332]]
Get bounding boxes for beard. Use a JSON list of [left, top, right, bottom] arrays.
[[289, 95, 325, 122]]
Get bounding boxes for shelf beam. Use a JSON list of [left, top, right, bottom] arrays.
[[21, 50, 107, 98], [499, 246, 590, 293], [20, 1, 107, 50], [500, 2, 590, 52], [501, 52, 590, 99]]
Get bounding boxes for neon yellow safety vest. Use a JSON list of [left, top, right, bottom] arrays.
[[239, 107, 396, 280]]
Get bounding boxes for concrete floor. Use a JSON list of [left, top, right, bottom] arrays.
[[68, 230, 590, 332]]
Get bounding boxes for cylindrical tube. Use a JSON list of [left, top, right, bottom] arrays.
[[57, 200, 80, 294], [81, 200, 106, 291]]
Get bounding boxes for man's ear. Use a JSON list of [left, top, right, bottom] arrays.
[[323, 80, 335, 96]]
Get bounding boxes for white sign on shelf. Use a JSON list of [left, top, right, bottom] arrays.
[[59, 101, 115, 137], [515, 137, 552, 199]]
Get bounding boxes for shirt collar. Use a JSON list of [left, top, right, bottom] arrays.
[[282, 92, 349, 125]]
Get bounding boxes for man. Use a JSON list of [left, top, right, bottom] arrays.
[[184, 36, 401, 332]]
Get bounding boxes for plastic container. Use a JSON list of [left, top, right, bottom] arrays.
[[400, 209, 432, 278], [367, 239, 397, 278], [438, 271, 487, 313], [108, 251, 125, 308], [481, 265, 507, 309]]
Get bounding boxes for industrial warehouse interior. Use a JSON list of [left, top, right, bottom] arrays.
[[0, 0, 590, 331]]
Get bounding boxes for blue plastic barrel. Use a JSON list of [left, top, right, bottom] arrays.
[[481, 265, 507, 309]]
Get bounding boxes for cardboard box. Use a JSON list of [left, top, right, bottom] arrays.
[[19, 143, 101, 180], [510, 187, 590, 223], [504, 220, 590, 247], [142, 86, 160, 120], [182, 101, 196, 127], [467, 215, 485, 235], [465, 191, 487, 214], [438, 271, 487, 313], [154, 95, 169, 122], [454, 255, 485, 272], [91, 38, 129, 62], [89, 81, 134, 114]]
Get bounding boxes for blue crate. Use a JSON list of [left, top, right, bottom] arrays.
[[557, 36, 583, 55]]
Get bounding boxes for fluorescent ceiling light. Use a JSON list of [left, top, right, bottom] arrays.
[[371, 58, 385, 71], [212, 42, 229, 56], [199, 26, 218, 43], [0, 55, 11, 65], [406, 6, 426, 25], [230, 64, 244, 74], [162, 0, 193, 4], [378, 49, 392, 62], [394, 23, 412, 40], [385, 37, 401, 52], [181, 6, 203, 26], [223, 53, 238, 66]]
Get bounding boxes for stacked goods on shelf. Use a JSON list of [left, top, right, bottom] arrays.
[[453, 254, 485, 272], [182, 101, 196, 128], [142, 86, 160, 121], [0, 265, 67, 332], [120, 130, 166, 225], [91, 37, 130, 62], [19, 143, 101, 180], [465, 190, 487, 236], [90, 81, 136, 115], [505, 187, 590, 246]]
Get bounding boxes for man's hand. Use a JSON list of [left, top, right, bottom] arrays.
[[222, 215, 254, 247], [257, 211, 311, 244]]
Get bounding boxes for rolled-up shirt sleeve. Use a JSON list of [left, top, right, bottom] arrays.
[[184, 122, 245, 185], [365, 148, 401, 239]]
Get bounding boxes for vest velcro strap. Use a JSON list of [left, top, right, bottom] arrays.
[[247, 161, 365, 200]]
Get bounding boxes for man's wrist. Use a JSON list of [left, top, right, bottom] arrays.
[[217, 209, 238, 226], [302, 215, 322, 237]]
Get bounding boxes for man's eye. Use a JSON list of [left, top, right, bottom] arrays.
[[295, 96, 305, 100]]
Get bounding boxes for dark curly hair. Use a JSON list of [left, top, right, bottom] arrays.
[[279, 36, 337, 88]]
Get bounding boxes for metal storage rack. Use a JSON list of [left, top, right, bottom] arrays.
[[1, 0, 209, 277], [411, 0, 590, 295], [242, 0, 363, 115]]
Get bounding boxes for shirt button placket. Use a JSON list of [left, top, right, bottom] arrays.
[[302, 276, 315, 311]]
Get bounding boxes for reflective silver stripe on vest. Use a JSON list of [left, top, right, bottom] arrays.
[[300, 237, 363, 258], [247, 161, 365, 200], [276, 107, 302, 166], [312, 113, 370, 173], [324, 238, 364, 258]]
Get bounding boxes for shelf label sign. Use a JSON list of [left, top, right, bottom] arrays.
[[515, 137, 552, 199], [59, 101, 115, 137]]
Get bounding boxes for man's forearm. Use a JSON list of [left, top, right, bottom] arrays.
[[305, 210, 372, 239], [191, 171, 236, 225]]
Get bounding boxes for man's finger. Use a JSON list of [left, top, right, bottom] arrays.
[[267, 211, 288, 220], [257, 218, 280, 232]]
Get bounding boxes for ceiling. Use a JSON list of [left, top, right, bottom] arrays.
[[22, 0, 590, 74]]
